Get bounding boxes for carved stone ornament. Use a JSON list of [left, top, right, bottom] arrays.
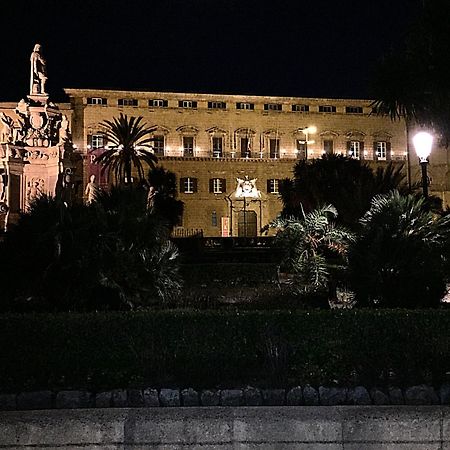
[[235, 176, 260, 198], [26, 178, 45, 203]]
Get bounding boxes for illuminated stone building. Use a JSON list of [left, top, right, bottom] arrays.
[[64, 88, 408, 236]]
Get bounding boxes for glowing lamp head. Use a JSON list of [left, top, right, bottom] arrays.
[[413, 131, 433, 162]]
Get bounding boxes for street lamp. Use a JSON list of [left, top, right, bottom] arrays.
[[412, 131, 433, 198], [297, 126, 316, 159]]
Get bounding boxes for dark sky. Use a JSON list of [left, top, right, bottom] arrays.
[[1, 0, 421, 102]]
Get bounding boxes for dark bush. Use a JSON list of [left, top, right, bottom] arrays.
[[1, 310, 450, 392]]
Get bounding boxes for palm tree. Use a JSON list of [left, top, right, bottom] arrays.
[[94, 113, 158, 185], [349, 190, 450, 308], [269, 204, 355, 299]]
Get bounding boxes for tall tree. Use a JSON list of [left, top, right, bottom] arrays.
[[94, 113, 158, 184]]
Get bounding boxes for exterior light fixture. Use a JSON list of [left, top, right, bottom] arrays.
[[413, 131, 433, 198]]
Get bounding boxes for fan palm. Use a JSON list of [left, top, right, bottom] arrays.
[[270, 204, 355, 296], [94, 113, 158, 184], [349, 190, 450, 307]]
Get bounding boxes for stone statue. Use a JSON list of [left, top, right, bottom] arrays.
[[85, 174, 99, 204], [0, 112, 14, 143], [30, 43, 47, 95], [58, 114, 70, 144], [26, 178, 44, 204], [146, 185, 158, 211]]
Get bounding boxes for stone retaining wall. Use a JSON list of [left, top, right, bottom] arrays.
[[2, 384, 450, 411], [2, 406, 450, 448]]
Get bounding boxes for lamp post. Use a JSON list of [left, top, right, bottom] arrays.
[[412, 131, 433, 198], [298, 126, 316, 159]]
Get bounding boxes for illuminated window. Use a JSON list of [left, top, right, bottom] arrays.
[[180, 177, 197, 194], [296, 140, 307, 159], [118, 98, 138, 107], [210, 178, 226, 194], [212, 137, 223, 157], [345, 106, 363, 114], [323, 140, 334, 154], [349, 141, 361, 159], [236, 102, 254, 110], [267, 179, 280, 194], [292, 104, 309, 112], [240, 137, 251, 158], [269, 139, 280, 158], [91, 134, 104, 149], [152, 136, 165, 156], [208, 101, 226, 109], [319, 105, 336, 113], [183, 136, 194, 157], [264, 103, 282, 111], [87, 97, 107, 105], [178, 100, 197, 108], [149, 99, 168, 107], [376, 141, 387, 160]]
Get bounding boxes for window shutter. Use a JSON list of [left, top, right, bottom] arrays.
[[180, 177, 186, 193], [192, 178, 198, 193], [163, 100, 168, 107], [360, 141, 365, 160], [250, 103, 254, 110], [192, 101, 197, 108], [264, 104, 268, 111], [208, 102, 212, 109], [267, 179, 271, 192], [236, 103, 241, 109], [178, 101, 183, 107], [102, 98, 108, 105], [209, 179, 214, 193], [346, 141, 351, 156], [373, 142, 378, 160], [87, 134, 92, 148], [103, 133, 108, 147], [221, 178, 227, 192], [387, 142, 392, 161]]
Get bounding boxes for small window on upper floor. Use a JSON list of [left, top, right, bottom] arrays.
[[208, 101, 226, 109], [149, 99, 168, 108], [264, 103, 282, 111], [91, 133, 105, 149], [236, 102, 254, 110], [345, 106, 363, 114], [292, 104, 309, 112], [118, 98, 138, 107], [87, 97, 107, 105], [267, 179, 280, 194], [178, 100, 198, 108], [319, 105, 336, 113]]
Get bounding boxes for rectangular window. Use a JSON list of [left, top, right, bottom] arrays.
[[149, 99, 168, 107], [345, 106, 363, 114], [267, 179, 280, 194], [269, 139, 280, 158], [240, 137, 251, 158], [87, 97, 107, 105], [376, 141, 387, 160], [212, 137, 223, 157], [264, 103, 282, 111], [208, 101, 226, 109], [180, 177, 197, 194], [152, 135, 165, 156], [91, 134, 104, 149], [323, 140, 334, 154], [292, 104, 309, 112], [236, 102, 254, 110], [118, 98, 138, 107], [296, 140, 307, 159], [210, 178, 226, 194], [183, 136, 194, 157], [178, 100, 197, 108], [319, 105, 336, 113], [349, 141, 361, 159]]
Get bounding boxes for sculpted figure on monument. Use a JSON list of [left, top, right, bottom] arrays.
[[85, 174, 99, 204], [58, 114, 70, 144], [30, 43, 47, 95], [0, 112, 14, 143]]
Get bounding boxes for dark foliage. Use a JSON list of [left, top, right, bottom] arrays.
[[2, 310, 450, 392], [280, 154, 407, 227]]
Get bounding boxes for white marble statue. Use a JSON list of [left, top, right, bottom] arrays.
[[85, 174, 99, 204], [0, 112, 14, 143], [58, 114, 70, 144], [30, 43, 47, 95]]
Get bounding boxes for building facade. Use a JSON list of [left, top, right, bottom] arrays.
[[64, 88, 408, 236]]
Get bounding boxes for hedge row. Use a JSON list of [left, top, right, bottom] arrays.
[[1, 310, 449, 392]]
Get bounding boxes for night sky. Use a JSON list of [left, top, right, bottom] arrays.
[[1, 0, 421, 102]]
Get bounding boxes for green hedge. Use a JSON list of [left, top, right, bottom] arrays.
[[1, 310, 449, 392]]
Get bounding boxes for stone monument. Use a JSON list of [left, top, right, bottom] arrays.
[[0, 43, 76, 229]]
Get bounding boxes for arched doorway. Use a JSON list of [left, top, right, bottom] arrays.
[[238, 210, 257, 237]]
